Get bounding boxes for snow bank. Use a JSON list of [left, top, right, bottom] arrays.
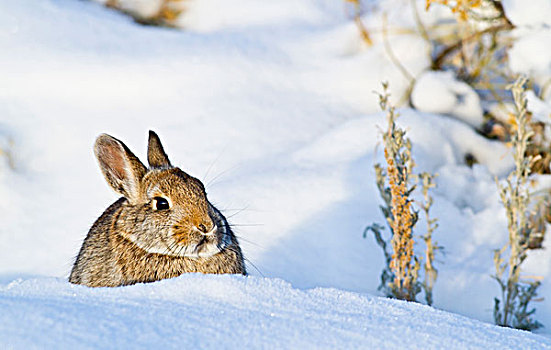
[[1, 275, 550, 349]]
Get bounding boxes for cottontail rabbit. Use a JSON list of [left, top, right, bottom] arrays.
[[69, 131, 246, 287]]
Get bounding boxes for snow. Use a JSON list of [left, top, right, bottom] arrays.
[[508, 28, 551, 96], [503, 0, 551, 99], [411, 71, 484, 127], [0, 0, 551, 347], [176, 0, 330, 32], [527, 90, 551, 123], [502, 0, 551, 28], [2, 275, 550, 349]]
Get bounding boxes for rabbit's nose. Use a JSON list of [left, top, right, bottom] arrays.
[[197, 222, 216, 236]]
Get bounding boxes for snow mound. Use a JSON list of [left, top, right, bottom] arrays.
[[1, 275, 550, 349], [502, 0, 551, 28], [503, 0, 551, 94], [411, 71, 484, 128]]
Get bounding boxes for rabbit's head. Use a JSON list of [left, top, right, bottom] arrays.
[[94, 131, 231, 258]]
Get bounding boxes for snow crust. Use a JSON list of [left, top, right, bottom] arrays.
[[1, 275, 550, 349], [0, 0, 550, 347]]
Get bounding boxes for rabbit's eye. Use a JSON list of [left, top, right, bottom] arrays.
[[153, 197, 170, 210]]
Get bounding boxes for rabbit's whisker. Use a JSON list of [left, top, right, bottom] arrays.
[[226, 245, 264, 277], [233, 235, 263, 248], [222, 206, 251, 219], [202, 147, 227, 185], [244, 258, 264, 277], [228, 223, 264, 227], [205, 164, 241, 188]]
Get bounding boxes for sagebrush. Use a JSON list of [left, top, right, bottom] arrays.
[[493, 76, 544, 331], [366, 83, 441, 305]]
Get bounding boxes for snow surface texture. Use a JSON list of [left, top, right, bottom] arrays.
[[503, 0, 551, 99], [1, 0, 551, 347], [2, 275, 550, 349]]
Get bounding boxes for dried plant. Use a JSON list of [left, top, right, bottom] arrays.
[[426, 0, 482, 21], [493, 76, 544, 331], [427, 0, 513, 83], [366, 83, 441, 304], [365, 166, 394, 293], [419, 172, 442, 306], [416, 0, 514, 116], [345, 0, 515, 107], [0, 133, 16, 171], [345, 0, 373, 46], [105, 0, 186, 27]]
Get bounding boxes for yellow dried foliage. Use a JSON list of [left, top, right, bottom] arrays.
[[105, 0, 118, 8], [157, 8, 182, 22], [426, 0, 482, 21], [103, 0, 186, 27], [367, 83, 440, 304], [385, 148, 419, 299], [345, 0, 373, 46]]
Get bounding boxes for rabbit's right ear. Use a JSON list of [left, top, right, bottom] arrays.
[[94, 134, 147, 202], [147, 130, 171, 168]]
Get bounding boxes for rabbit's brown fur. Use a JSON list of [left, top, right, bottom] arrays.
[[69, 131, 246, 287]]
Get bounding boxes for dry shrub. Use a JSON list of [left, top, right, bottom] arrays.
[[426, 0, 513, 94], [344, 1, 516, 108], [493, 77, 544, 331], [366, 83, 441, 304]]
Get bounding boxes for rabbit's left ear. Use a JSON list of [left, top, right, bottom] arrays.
[[147, 130, 172, 169], [94, 134, 147, 202]]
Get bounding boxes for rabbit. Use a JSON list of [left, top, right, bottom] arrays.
[[69, 131, 246, 287]]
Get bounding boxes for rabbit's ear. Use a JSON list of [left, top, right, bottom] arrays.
[[147, 130, 172, 168], [94, 134, 147, 201]]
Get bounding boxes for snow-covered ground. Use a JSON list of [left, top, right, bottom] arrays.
[[2, 275, 550, 349], [1, 0, 551, 347]]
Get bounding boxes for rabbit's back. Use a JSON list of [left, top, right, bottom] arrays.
[[69, 198, 126, 287]]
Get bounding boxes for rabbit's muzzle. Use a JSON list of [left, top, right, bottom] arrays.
[[171, 221, 228, 258]]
